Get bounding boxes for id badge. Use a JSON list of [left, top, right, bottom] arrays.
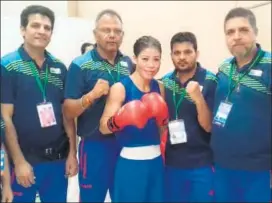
[[1, 149, 4, 176], [37, 102, 57, 128], [168, 119, 187, 144], [213, 101, 233, 127]]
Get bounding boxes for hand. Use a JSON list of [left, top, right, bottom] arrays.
[[186, 81, 203, 103], [89, 79, 110, 100], [65, 153, 78, 178], [1, 184, 13, 203], [14, 160, 35, 188]]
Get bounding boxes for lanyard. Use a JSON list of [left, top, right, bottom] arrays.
[[226, 50, 264, 101], [172, 80, 186, 120], [105, 62, 120, 83], [29, 63, 49, 102]]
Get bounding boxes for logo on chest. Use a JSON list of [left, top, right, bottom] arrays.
[[50, 67, 61, 74]]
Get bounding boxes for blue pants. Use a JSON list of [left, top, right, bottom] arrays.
[[11, 160, 67, 202], [113, 155, 164, 202], [165, 165, 214, 202], [78, 138, 120, 202], [214, 165, 270, 202]]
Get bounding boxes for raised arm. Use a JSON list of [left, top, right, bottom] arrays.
[[63, 62, 109, 119], [99, 83, 126, 135], [186, 81, 214, 133]]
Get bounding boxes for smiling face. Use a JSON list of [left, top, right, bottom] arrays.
[[225, 17, 257, 58], [134, 47, 161, 80], [21, 13, 53, 49]]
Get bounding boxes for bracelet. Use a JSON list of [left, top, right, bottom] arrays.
[[80, 96, 86, 109], [81, 93, 94, 110], [80, 95, 89, 109]]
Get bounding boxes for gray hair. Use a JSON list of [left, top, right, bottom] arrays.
[[224, 7, 258, 33], [95, 9, 122, 28]]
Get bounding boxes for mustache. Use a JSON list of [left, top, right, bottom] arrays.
[[176, 67, 194, 74], [177, 60, 188, 64]]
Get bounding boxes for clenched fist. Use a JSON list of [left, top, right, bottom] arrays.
[[89, 79, 110, 99], [82, 79, 110, 108], [186, 81, 203, 103]]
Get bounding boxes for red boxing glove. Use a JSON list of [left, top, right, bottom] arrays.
[[107, 100, 149, 132], [141, 92, 169, 126]]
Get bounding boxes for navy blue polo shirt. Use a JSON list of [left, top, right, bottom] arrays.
[[161, 64, 217, 168], [211, 45, 271, 171], [1, 46, 67, 153], [64, 48, 133, 140]]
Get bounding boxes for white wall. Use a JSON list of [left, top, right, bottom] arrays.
[[250, 4, 271, 52], [1, 1, 68, 19]]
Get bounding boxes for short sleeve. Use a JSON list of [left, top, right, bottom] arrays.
[[64, 62, 85, 99], [1, 64, 16, 104]]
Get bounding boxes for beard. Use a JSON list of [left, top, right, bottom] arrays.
[[175, 64, 196, 74], [232, 43, 256, 59]]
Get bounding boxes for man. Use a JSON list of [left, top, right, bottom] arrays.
[[1, 5, 77, 202], [81, 42, 95, 55], [161, 32, 217, 202], [63, 9, 133, 202], [211, 7, 271, 202], [1, 119, 13, 203]]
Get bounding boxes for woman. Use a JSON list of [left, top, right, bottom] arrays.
[[99, 36, 168, 202], [1, 118, 13, 203]]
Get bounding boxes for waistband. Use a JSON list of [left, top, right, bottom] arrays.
[[120, 145, 161, 160]]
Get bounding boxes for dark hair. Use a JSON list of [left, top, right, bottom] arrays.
[[133, 36, 162, 57], [224, 7, 257, 32], [131, 63, 136, 74], [95, 9, 123, 26], [81, 42, 94, 54], [20, 5, 55, 29], [170, 32, 197, 51]]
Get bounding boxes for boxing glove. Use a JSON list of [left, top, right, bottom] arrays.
[[107, 100, 149, 132], [141, 92, 169, 126]]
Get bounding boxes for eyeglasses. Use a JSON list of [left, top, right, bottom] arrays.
[[96, 28, 123, 37]]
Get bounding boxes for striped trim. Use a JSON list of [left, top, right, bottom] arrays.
[[0, 120, 5, 129], [205, 71, 218, 83], [162, 77, 193, 102], [219, 63, 271, 95], [4, 60, 64, 90], [259, 57, 271, 64], [80, 59, 130, 76]]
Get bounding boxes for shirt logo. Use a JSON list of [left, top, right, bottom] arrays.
[[249, 69, 262, 77], [50, 67, 61, 74], [120, 61, 128, 67]]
